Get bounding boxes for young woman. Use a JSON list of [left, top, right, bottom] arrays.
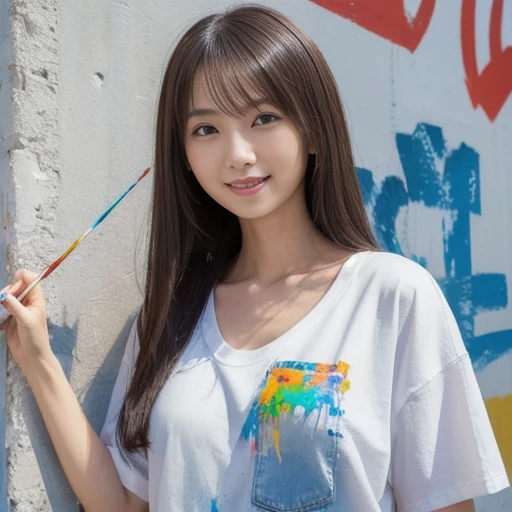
[[0, 4, 508, 512]]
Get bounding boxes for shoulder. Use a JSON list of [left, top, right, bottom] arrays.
[[353, 250, 454, 338], [358, 251, 466, 360], [357, 250, 439, 302]]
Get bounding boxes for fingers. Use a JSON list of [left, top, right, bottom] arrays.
[[1, 269, 46, 320], [4, 269, 39, 293], [11, 269, 45, 313], [7, 281, 22, 297], [13, 269, 39, 292], [0, 293, 32, 327]]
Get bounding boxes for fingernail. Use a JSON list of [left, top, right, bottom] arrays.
[[0, 292, 7, 303]]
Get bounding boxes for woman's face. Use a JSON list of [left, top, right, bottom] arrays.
[[184, 74, 311, 220]]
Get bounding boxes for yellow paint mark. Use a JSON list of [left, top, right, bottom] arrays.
[[485, 393, 512, 479], [273, 424, 282, 464], [341, 379, 351, 393]]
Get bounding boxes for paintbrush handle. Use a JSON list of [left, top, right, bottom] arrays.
[[1, 166, 151, 318], [17, 271, 46, 303], [16, 225, 94, 303]]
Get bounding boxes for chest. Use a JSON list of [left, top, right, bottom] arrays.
[[214, 265, 343, 350], [149, 339, 395, 507]]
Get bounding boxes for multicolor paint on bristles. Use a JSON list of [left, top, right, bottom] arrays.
[[15, 167, 151, 303], [241, 360, 350, 463], [0, 292, 9, 324]]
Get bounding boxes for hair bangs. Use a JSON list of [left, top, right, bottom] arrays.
[[194, 38, 284, 119]]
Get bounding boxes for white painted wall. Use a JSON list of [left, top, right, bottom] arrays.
[[1, 0, 510, 510]]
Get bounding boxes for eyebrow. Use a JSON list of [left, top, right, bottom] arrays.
[[187, 99, 273, 119]]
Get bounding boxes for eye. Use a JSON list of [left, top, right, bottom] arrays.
[[253, 113, 279, 126], [192, 125, 218, 136], [191, 113, 280, 136]]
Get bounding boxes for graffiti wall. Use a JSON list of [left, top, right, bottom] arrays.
[[300, 0, 512, 509]]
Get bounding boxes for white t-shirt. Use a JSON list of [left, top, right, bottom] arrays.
[[100, 251, 509, 511]]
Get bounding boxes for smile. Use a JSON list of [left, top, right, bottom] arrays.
[[227, 176, 270, 196], [230, 178, 266, 188]]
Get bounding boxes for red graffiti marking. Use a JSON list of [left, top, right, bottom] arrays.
[[310, 0, 511, 122], [309, 0, 436, 52], [461, 0, 512, 122]]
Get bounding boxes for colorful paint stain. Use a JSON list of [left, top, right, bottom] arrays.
[[485, 393, 512, 479], [241, 361, 350, 463]]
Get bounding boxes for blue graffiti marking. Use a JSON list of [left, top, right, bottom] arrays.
[[357, 122, 512, 371]]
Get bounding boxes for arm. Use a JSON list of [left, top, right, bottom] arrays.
[[434, 500, 475, 512], [26, 354, 148, 512], [0, 270, 148, 512]]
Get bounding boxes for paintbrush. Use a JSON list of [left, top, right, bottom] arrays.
[[0, 167, 151, 324]]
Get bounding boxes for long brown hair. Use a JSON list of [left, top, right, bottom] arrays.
[[118, 3, 377, 452]]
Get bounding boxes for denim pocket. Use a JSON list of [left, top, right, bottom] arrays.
[[244, 361, 350, 512]]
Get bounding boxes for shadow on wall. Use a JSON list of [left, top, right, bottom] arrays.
[[19, 308, 139, 511]]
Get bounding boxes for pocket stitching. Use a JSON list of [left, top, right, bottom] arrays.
[[251, 418, 339, 512]]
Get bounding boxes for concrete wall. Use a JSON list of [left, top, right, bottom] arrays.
[[0, 0, 510, 510], [0, 0, 14, 509]]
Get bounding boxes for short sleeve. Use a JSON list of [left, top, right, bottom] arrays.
[[390, 270, 509, 511], [99, 312, 149, 502]]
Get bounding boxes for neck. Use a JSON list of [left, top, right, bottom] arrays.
[[225, 183, 347, 285]]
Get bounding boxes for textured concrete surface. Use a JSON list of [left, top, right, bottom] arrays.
[[1, 0, 152, 509], [3, 0, 71, 509], [0, 0, 14, 509]]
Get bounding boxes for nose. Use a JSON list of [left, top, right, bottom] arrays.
[[224, 131, 257, 170]]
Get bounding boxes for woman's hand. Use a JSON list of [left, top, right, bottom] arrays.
[[0, 269, 52, 372]]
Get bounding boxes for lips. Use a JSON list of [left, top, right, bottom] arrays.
[[229, 176, 269, 188], [226, 176, 270, 196]]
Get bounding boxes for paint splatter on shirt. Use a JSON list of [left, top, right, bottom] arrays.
[[241, 360, 351, 462]]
